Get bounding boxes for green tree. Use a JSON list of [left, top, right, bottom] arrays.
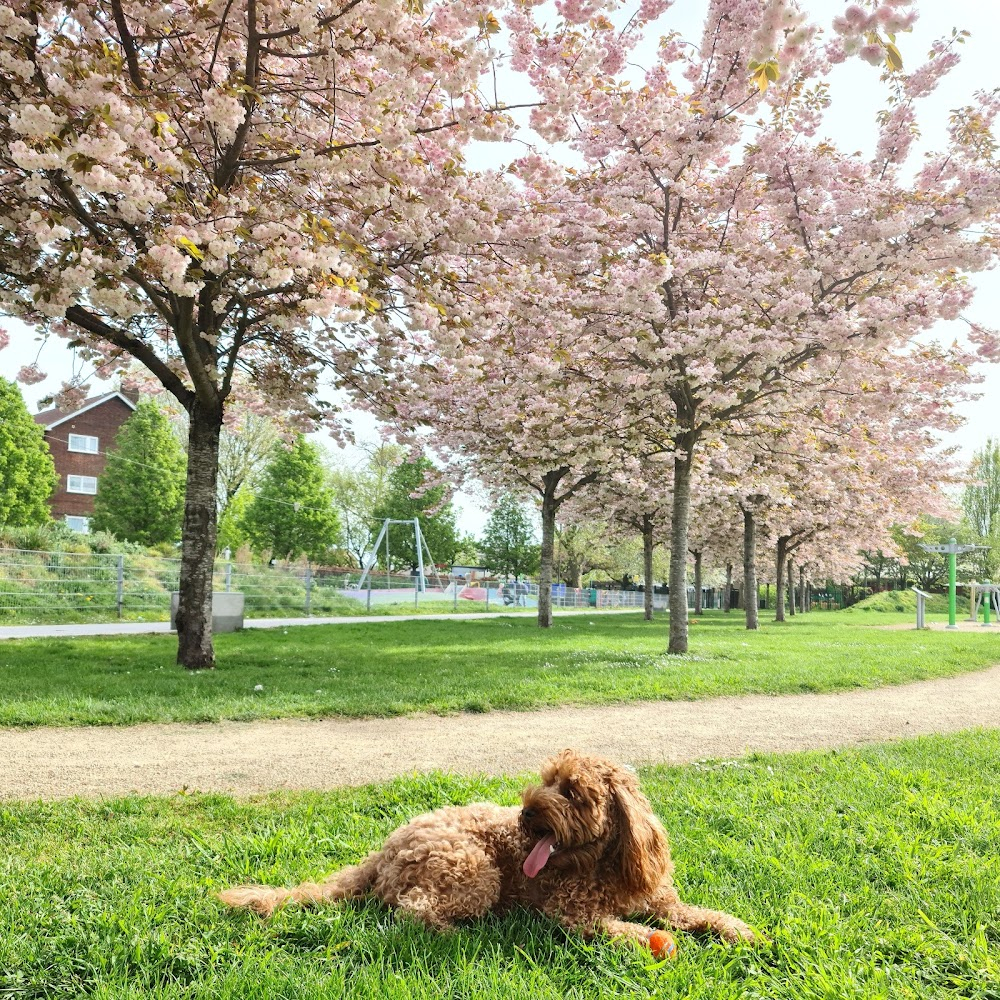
[[0, 377, 57, 527], [91, 399, 186, 546], [554, 520, 616, 588], [216, 486, 252, 556], [453, 532, 482, 567], [479, 494, 540, 579], [962, 439, 1000, 579], [892, 517, 977, 592], [371, 456, 458, 569], [240, 436, 341, 561]]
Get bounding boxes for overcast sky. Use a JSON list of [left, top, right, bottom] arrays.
[[3, 0, 998, 535]]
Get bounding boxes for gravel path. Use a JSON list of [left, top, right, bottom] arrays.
[[4, 663, 1000, 801]]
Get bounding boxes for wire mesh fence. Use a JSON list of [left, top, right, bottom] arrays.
[[0, 548, 674, 624]]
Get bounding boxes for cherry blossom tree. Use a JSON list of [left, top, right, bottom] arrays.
[[504, 0, 999, 654], [384, 291, 631, 627], [0, 0, 514, 666]]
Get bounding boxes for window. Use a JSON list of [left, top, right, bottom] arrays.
[[67, 475, 98, 494], [67, 434, 99, 454], [65, 515, 91, 533]]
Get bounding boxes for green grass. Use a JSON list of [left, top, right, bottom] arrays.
[[842, 590, 953, 615], [0, 610, 998, 727], [2, 730, 999, 999]]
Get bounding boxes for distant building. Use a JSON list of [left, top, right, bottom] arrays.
[[33, 391, 137, 532]]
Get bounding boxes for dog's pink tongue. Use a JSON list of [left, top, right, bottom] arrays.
[[523, 834, 557, 878]]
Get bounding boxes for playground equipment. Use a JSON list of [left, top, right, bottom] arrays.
[[356, 518, 445, 600], [972, 582, 1000, 626], [918, 538, 990, 629]]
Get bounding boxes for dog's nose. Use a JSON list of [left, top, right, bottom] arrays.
[[522, 807, 537, 820]]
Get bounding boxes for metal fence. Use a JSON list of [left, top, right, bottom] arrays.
[[0, 548, 676, 623]]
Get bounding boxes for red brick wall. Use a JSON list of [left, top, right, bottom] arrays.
[[43, 397, 136, 520]]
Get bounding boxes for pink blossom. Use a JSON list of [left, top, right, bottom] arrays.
[[53, 383, 89, 411], [16, 364, 46, 385], [843, 5, 870, 29], [860, 44, 884, 66]]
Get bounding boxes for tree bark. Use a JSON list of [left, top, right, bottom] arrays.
[[742, 507, 759, 631], [668, 448, 694, 654], [799, 565, 807, 614], [775, 536, 788, 622], [723, 562, 733, 612], [537, 471, 561, 629], [787, 556, 796, 617], [692, 550, 703, 615], [176, 399, 224, 669], [642, 513, 654, 621]]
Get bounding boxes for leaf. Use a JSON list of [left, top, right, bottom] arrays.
[[478, 12, 500, 36], [885, 43, 903, 73], [175, 236, 204, 261]]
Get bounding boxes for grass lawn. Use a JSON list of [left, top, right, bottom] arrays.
[[0, 610, 998, 727], [2, 730, 998, 999]]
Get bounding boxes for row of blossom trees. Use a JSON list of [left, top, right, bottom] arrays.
[[383, 0, 998, 651], [2, 0, 998, 665]]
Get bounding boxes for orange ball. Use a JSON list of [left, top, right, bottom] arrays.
[[648, 930, 678, 960]]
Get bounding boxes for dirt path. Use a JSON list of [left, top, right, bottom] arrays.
[[4, 663, 1000, 801]]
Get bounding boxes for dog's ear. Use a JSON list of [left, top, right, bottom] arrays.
[[611, 773, 669, 898]]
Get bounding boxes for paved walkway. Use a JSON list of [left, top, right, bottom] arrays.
[[0, 607, 637, 640], [3, 663, 999, 801]]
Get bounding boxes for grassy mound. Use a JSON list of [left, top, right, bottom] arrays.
[[842, 589, 950, 614]]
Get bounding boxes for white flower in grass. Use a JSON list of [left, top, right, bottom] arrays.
[[254, 684, 264, 692]]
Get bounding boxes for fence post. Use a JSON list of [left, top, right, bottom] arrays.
[[225, 560, 233, 593], [305, 563, 313, 616], [485, 582, 490, 611], [453, 576, 458, 611], [366, 570, 372, 613], [116, 554, 124, 619]]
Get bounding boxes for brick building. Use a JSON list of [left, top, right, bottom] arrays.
[[33, 391, 137, 532]]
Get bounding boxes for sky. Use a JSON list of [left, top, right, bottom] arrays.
[[3, 0, 999, 537]]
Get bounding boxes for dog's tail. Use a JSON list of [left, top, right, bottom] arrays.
[[218, 852, 380, 918]]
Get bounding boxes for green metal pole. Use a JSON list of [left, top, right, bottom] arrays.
[[948, 539, 957, 629]]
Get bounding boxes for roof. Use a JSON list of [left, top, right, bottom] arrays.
[[33, 391, 138, 430]]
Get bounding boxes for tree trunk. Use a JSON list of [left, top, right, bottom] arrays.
[[176, 400, 224, 669], [787, 557, 796, 617], [692, 550, 703, 615], [799, 565, 807, 614], [537, 471, 561, 629], [775, 536, 788, 623], [743, 507, 759, 631], [723, 562, 733, 612], [642, 514, 654, 621], [668, 449, 694, 654]]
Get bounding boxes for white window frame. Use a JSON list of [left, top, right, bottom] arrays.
[[67, 433, 99, 454], [67, 475, 98, 495], [65, 515, 91, 533]]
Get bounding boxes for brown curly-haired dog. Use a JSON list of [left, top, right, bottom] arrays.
[[218, 750, 754, 950]]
